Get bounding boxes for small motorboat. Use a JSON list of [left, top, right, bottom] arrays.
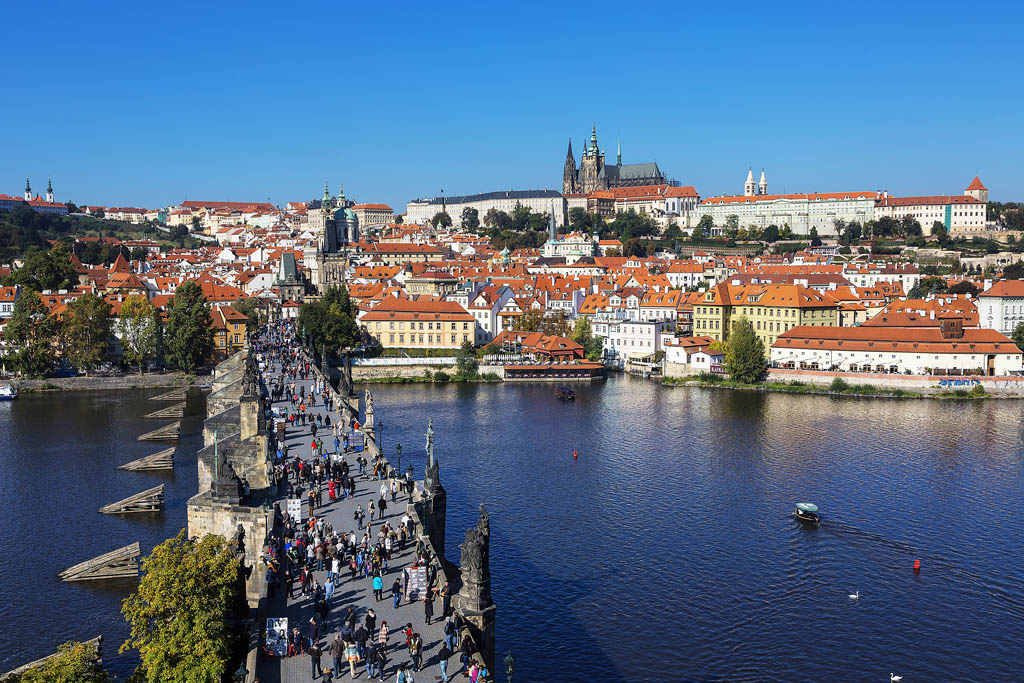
[[0, 383, 17, 401], [555, 386, 576, 401], [794, 502, 820, 526]]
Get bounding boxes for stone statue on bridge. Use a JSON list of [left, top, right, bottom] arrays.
[[457, 505, 491, 608]]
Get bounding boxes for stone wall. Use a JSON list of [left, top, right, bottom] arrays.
[[352, 362, 454, 380], [769, 368, 1024, 395]]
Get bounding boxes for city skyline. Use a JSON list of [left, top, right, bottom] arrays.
[[3, 1, 1023, 210]]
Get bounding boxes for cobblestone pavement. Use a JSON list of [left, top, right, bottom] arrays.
[[257, 370, 451, 683]]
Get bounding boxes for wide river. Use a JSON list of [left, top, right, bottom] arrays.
[[2, 377, 1023, 680]]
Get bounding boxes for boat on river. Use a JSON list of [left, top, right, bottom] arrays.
[[0, 383, 17, 400], [794, 502, 820, 526], [555, 386, 576, 401]]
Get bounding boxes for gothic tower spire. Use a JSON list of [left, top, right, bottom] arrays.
[[617, 137, 622, 166], [24, 178, 31, 201], [744, 167, 756, 197], [46, 177, 54, 203], [758, 169, 767, 196], [562, 138, 579, 194]]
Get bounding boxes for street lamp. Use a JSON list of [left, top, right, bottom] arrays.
[[395, 443, 402, 473], [504, 651, 514, 682], [378, 418, 384, 455], [232, 663, 248, 683]]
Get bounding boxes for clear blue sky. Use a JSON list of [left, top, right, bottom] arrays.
[[3, 0, 1022, 211]]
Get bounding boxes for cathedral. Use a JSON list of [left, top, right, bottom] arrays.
[[562, 125, 666, 195], [314, 182, 359, 291]]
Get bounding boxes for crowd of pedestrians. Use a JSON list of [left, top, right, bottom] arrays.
[[250, 322, 490, 682]]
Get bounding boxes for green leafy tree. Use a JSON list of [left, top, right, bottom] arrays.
[[809, 226, 822, 247], [5, 245, 78, 291], [568, 207, 589, 231], [455, 339, 479, 379], [63, 293, 112, 374], [1012, 322, 1024, 352], [694, 214, 714, 238], [571, 317, 604, 361], [3, 290, 59, 377], [120, 530, 245, 683], [725, 214, 740, 235], [165, 281, 213, 372], [1004, 262, 1024, 280], [725, 316, 767, 383], [231, 297, 261, 327], [460, 207, 480, 231], [297, 285, 360, 356], [948, 281, 979, 296], [483, 208, 511, 230], [12, 640, 109, 683], [430, 212, 452, 229], [762, 224, 780, 243], [908, 276, 948, 299], [119, 294, 157, 372], [152, 307, 165, 370]]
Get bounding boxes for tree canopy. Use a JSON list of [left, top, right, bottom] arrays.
[[4, 245, 78, 291], [571, 316, 605, 361], [3, 289, 59, 377], [297, 284, 361, 357], [10, 641, 109, 683], [62, 293, 112, 374], [120, 530, 245, 683], [119, 294, 157, 372], [165, 281, 213, 372], [725, 317, 768, 383]]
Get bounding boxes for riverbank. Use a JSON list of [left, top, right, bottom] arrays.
[[356, 371, 502, 384], [10, 372, 210, 393], [661, 374, 1019, 400]]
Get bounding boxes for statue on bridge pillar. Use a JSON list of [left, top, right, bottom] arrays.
[[453, 505, 495, 672], [364, 389, 375, 429]]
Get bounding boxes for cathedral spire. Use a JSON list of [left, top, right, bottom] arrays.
[[744, 167, 755, 197], [590, 123, 599, 155], [758, 169, 767, 196], [24, 178, 31, 201], [617, 137, 622, 166], [566, 137, 574, 162], [46, 177, 54, 203]]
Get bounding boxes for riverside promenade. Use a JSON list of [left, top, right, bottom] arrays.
[[256, 355, 466, 682]]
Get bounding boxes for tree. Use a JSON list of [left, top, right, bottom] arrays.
[[908, 276, 948, 299], [901, 214, 922, 237], [5, 245, 78, 291], [460, 207, 480, 231], [724, 317, 767, 383], [297, 285, 360, 356], [13, 641, 109, 683], [948, 280, 979, 296], [152, 307, 166, 370], [165, 281, 213, 372], [3, 290, 58, 377], [394, 214, 403, 224], [483, 208, 511, 231], [571, 317, 604, 361], [231, 297, 261, 327], [119, 294, 157, 372], [568, 207, 589, 231], [455, 340, 479, 379], [762, 225, 780, 243], [190, 215, 202, 232], [1003, 262, 1024, 280], [694, 214, 714, 239], [430, 212, 452, 229], [725, 215, 740, 234], [809, 226, 822, 247], [63, 293, 112, 374], [120, 530, 245, 682], [663, 222, 683, 240], [1012, 322, 1024, 352]]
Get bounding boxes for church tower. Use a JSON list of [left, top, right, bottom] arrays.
[[562, 139, 579, 195], [744, 168, 756, 197], [758, 169, 767, 196], [46, 178, 54, 203], [964, 176, 988, 203], [24, 178, 31, 201]]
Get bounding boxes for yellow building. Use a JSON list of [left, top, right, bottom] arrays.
[[362, 297, 474, 350], [211, 304, 250, 358], [693, 282, 838, 348]]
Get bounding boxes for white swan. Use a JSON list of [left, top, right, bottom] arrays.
[[848, 591, 860, 600], [890, 674, 902, 682]]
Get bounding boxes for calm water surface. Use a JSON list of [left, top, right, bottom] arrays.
[[0, 389, 201, 676], [2, 377, 1023, 681]]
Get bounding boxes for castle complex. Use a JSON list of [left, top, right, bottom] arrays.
[[562, 125, 666, 195]]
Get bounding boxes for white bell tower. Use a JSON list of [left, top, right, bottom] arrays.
[[744, 168, 755, 197]]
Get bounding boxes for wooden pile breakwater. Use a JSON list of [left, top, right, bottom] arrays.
[[150, 387, 187, 401], [99, 484, 165, 514], [137, 421, 181, 442], [143, 401, 186, 419], [118, 447, 175, 471], [59, 542, 141, 582]]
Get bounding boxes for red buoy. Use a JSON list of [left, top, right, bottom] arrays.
[[913, 559, 921, 572], [573, 449, 578, 460]]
